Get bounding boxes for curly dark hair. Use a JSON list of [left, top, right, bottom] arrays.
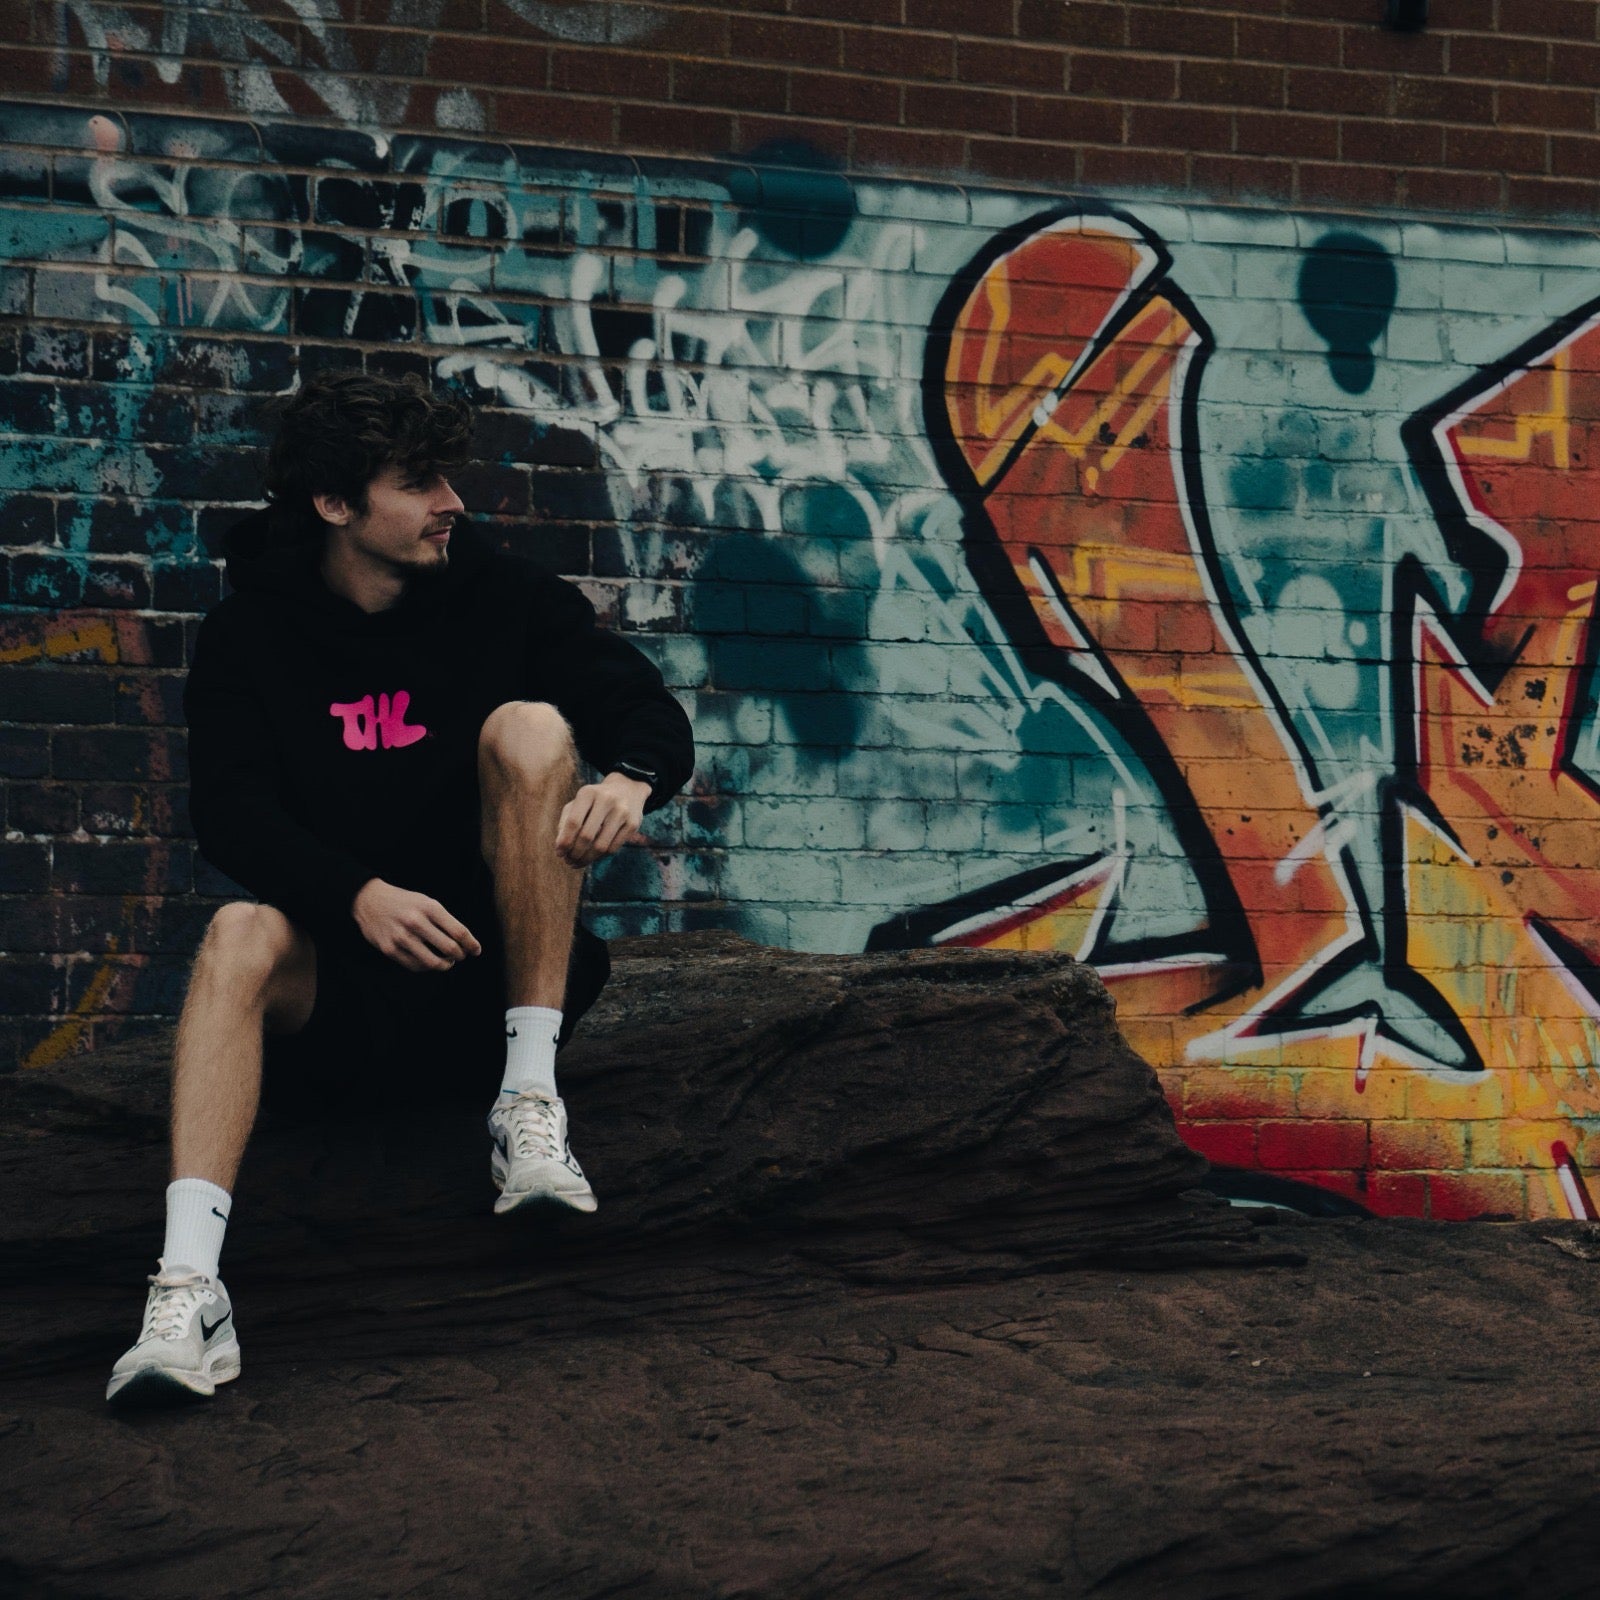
[[263, 369, 474, 525]]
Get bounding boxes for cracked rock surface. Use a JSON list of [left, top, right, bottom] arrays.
[[3, 932, 1599, 1598]]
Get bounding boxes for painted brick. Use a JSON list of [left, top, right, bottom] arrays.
[[10, 23, 1600, 1189], [1179, 1120, 1258, 1168], [1427, 1171, 1528, 1222], [1257, 1120, 1368, 1171]]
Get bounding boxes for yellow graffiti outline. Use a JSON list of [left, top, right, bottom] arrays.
[[1455, 345, 1571, 468]]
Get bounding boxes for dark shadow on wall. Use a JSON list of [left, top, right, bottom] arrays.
[[1297, 232, 1397, 396]]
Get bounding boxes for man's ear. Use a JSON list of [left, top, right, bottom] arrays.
[[312, 491, 351, 526]]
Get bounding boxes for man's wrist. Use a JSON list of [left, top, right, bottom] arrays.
[[604, 760, 658, 795]]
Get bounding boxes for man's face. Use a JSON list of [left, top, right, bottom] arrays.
[[319, 462, 465, 574]]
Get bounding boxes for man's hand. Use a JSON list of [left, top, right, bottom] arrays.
[[352, 878, 482, 972], [556, 771, 651, 867]]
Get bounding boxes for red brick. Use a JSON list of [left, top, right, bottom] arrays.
[[1366, 1170, 1427, 1217], [1128, 6, 1232, 60], [1016, 0, 1126, 48], [637, 5, 733, 54], [1393, 75, 1494, 122], [1500, 85, 1595, 131], [789, 71, 900, 126], [1404, 167, 1503, 214], [1283, 0, 1373, 18], [1341, 24, 1445, 74], [1191, 153, 1293, 203], [904, 82, 1014, 137], [1553, 43, 1600, 89], [789, 0, 899, 22], [728, 15, 839, 70], [672, 59, 787, 115], [1236, 17, 1339, 68], [843, 25, 953, 82], [1080, 145, 1188, 191], [1298, 160, 1402, 209], [1552, 134, 1600, 178], [1506, 173, 1600, 219], [1286, 67, 1391, 117], [957, 39, 1067, 92], [1430, 0, 1494, 25], [902, 0, 974, 29], [737, 117, 849, 163], [427, 33, 547, 89], [1258, 1119, 1368, 1171], [854, 126, 967, 174], [1343, 119, 1444, 168], [1236, 110, 1338, 161], [1500, 0, 1598, 42], [1179, 58, 1282, 109], [549, 48, 668, 102], [495, 90, 615, 145], [1015, 94, 1123, 145], [0, 44, 72, 96], [1128, 104, 1232, 154], [615, 101, 733, 153], [1450, 33, 1549, 81], [1071, 51, 1177, 101], [1444, 126, 1548, 174], [1179, 1120, 1258, 1168], [968, 137, 1078, 187]]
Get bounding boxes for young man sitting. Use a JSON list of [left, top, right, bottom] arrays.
[[106, 370, 694, 1407]]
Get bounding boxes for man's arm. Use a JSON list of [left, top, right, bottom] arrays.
[[528, 569, 697, 814]]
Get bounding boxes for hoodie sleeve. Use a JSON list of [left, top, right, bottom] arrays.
[[526, 569, 695, 812], [185, 606, 376, 934]]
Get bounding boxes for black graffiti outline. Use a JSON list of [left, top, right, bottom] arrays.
[[885, 203, 1392, 1055], [1394, 296, 1600, 1045]]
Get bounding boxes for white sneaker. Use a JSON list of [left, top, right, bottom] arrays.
[[106, 1263, 241, 1407], [486, 1091, 598, 1216]]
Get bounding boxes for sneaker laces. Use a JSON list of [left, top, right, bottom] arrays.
[[498, 1093, 564, 1161], [141, 1269, 213, 1342]]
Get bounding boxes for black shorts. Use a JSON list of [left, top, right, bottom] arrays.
[[261, 911, 610, 1117]]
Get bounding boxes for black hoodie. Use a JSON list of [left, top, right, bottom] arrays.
[[184, 507, 695, 940]]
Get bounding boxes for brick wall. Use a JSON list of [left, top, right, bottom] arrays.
[[7, 1, 1600, 1221], [13, 3, 1600, 216]]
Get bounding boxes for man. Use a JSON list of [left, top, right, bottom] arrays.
[[106, 370, 695, 1407]]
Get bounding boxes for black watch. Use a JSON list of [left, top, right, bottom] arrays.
[[608, 760, 659, 791]]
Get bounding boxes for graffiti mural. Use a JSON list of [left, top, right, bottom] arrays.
[[8, 96, 1600, 1215]]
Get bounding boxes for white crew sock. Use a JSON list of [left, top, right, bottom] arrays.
[[161, 1178, 232, 1281], [499, 1005, 562, 1100]]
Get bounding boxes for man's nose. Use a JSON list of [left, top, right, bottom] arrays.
[[435, 479, 465, 514]]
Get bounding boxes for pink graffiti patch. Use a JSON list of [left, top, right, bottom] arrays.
[[328, 691, 428, 751]]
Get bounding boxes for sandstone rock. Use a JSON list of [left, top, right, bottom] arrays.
[[3, 934, 1598, 1598]]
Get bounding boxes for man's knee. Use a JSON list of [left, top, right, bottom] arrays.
[[196, 902, 302, 987], [479, 700, 578, 782]]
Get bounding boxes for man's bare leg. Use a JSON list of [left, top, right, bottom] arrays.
[[476, 701, 596, 1215], [477, 700, 584, 1007], [108, 902, 316, 1406], [170, 901, 317, 1190]]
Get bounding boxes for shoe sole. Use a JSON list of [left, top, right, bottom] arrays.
[[493, 1185, 598, 1216], [106, 1343, 242, 1408], [490, 1150, 598, 1215]]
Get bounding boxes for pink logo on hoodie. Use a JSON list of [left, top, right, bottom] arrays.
[[328, 691, 428, 751]]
